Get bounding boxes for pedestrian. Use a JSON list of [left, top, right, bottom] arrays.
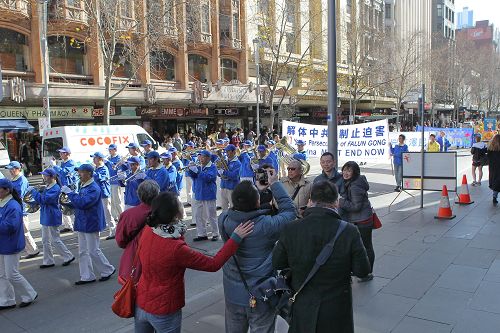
[[272, 180, 370, 333], [91, 152, 116, 240], [427, 134, 441, 152], [471, 134, 488, 186], [436, 131, 451, 152], [338, 161, 375, 281], [61, 164, 116, 285], [218, 169, 296, 333], [134, 192, 253, 333], [28, 168, 75, 269], [314, 152, 343, 189], [5, 161, 39, 259], [488, 134, 500, 205], [280, 159, 312, 217], [390, 134, 408, 192], [0, 179, 38, 309], [115, 180, 159, 285]]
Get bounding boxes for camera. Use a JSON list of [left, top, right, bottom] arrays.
[[255, 168, 269, 186]]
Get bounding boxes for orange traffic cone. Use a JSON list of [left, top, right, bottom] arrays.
[[435, 185, 456, 220], [455, 175, 474, 205]]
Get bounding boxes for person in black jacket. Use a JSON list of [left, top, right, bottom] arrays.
[[488, 134, 500, 205], [471, 134, 488, 186], [272, 181, 370, 333]]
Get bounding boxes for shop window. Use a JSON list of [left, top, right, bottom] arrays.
[[120, 0, 133, 18], [112, 43, 134, 78], [188, 54, 210, 82], [150, 51, 175, 81], [220, 58, 238, 82], [0, 28, 29, 71], [219, 14, 231, 45], [48, 35, 86, 75]]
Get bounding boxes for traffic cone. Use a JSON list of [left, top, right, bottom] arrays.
[[455, 175, 474, 205], [435, 185, 456, 220]]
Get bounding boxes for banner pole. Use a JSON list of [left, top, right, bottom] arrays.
[[420, 84, 425, 209]]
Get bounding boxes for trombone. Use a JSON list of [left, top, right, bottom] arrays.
[[112, 154, 131, 170]]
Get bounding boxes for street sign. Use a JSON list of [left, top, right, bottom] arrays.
[[38, 117, 50, 136]]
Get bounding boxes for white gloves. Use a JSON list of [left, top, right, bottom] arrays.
[[189, 166, 199, 173], [251, 163, 260, 171], [50, 159, 57, 166], [117, 171, 127, 180], [217, 169, 225, 176], [61, 185, 72, 194]]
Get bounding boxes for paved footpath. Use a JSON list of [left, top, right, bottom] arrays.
[[2, 155, 500, 332]]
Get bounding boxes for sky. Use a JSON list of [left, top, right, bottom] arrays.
[[455, 0, 500, 28]]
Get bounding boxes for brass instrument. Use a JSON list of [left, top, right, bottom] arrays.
[[59, 183, 78, 216], [113, 153, 131, 170], [215, 150, 229, 179], [276, 137, 310, 175], [208, 132, 220, 145], [23, 185, 46, 214]]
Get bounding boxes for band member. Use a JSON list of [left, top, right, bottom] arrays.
[[145, 151, 169, 192], [239, 140, 255, 182], [28, 168, 75, 268], [254, 145, 274, 170], [182, 142, 196, 206], [5, 161, 39, 259], [218, 144, 241, 211], [52, 147, 77, 233], [266, 140, 280, 173], [140, 140, 154, 154], [0, 179, 38, 309], [296, 140, 308, 160], [280, 159, 312, 217], [159, 152, 179, 195], [61, 164, 115, 285], [118, 157, 147, 210], [105, 144, 124, 222], [91, 152, 115, 240], [186, 150, 219, 241], [168, 147, 184, 195], [125, 143, 146, 170], [214, 141, 225, 209]]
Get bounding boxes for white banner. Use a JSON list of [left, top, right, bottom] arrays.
[[282, 120, 390, 162], [389, 132, 432, 152]]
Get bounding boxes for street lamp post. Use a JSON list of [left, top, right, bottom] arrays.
[[39, 0, 51, 128], [327, 0, 338, 164], [253, 38, 261, 140]]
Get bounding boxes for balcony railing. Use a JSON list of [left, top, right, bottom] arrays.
[[49, 73, 93, 85], [163, 25, 178, 38], [1, 69, 35, 82], [0, 0, 29, 17], [118, 16, 137, 31], [201, 32, 212, 44], [49, 5, 88, 24]]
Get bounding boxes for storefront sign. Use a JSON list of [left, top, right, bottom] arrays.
[[137, 107, 208, 118], [0, 106, 93, 120], [206, 85, 255, 103], [92, 107, 117, 117], [282, 120, 390, 161], [294, 112, 310, 117], [313, 111, 327, 118], [214, 108, 240, 116]]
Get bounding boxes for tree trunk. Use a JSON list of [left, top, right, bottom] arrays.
[[269, 91, 275, 132], [103, 75, 112, 125]]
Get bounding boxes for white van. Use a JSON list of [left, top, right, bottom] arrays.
[[0, 140, 11, 178], [41, 125, 165, 169]]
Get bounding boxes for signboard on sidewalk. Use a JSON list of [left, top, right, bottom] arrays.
[[416, 126, 474, 148], [402, 152, 457, 192]]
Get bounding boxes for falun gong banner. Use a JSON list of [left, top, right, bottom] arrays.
[[282, 120, 390, 162]]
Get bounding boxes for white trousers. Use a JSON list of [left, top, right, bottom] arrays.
[[62, 214, 74, 230], [240, 177, 254, 183], [216, 177, 222, 207], [23, 216, 38, 255], [77, 232, 115, 281], [193, 199, 219, 237], [102, 197, 116, 237], [0, 253, 37, 306], [41, 226, 74, 265], [220, 188, 233, 211], [110, 185, 124, 221], [185, 177, 193, 204]]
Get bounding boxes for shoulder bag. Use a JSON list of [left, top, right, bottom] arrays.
[[112, 242, 141, 318]]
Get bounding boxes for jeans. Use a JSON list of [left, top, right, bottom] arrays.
[[358, 227, 375, 273], [134, 306, 182, 333], [394, 164, 403, 188], [494, 191, 499, 199], [225, 301, 276, 333]]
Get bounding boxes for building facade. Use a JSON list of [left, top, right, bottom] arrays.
[[456, 6, 473, 29], [432, 0, 456, 43]]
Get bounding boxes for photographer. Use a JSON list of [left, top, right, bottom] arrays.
[[218, 168, 296, 333]]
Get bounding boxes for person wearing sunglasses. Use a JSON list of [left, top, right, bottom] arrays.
[[280, 159, 312, 217]]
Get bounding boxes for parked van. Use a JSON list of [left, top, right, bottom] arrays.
[[41, 125, 165, 169]]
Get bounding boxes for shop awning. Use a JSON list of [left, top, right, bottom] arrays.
[[0, 119, 35, 132]]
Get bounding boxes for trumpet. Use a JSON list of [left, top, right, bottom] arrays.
[[113, 154, 131, 170], [215, 150, 229, 179], [23, 185, 46, 214]]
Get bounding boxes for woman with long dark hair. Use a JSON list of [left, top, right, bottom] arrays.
[[134, 192, 253, 333], [0, 179, 38, 309], [488, 134, 500, 205], [339, 161, 375, 282]]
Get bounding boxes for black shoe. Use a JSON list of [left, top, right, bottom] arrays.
[[99, 268, 116, 282], [190, 222, 197, 227], [62, 257, 75, 266], [358, 273, 374, 283], [23, 251, 40, 260], [39, 264, 55, 269], [75, 279, 96, 285], [494, 198, 498, 205], [211, 235, 219, 242], [394, 187, 401, 192], [105, 235, 115, 240], [216, 206, 222, 210], [19, 294, 38, 308], [0, 304, 16, 310], [193, 236, 208, 242], [184, 203, 192, 207], [60, 228, 73, 234]]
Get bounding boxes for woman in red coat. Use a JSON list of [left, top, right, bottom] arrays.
[[134, 191, 253, 333]]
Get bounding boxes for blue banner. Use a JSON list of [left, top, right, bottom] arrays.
[[415, 126, 474, 148]]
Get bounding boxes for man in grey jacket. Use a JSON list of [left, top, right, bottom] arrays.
[[314, 152, 343, 189], [218, 169, 296, 333]]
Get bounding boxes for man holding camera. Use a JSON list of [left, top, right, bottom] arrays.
[[218, 168, 296, 332]]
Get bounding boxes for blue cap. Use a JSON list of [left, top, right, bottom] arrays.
[[40, 168, 56, 177], [216, 139, 224, 145], [293, 153, 306, 161], [57, 147, 71, 154], [147, 151, 160, 159], [225, 144, 237, 151], [108, 144, 118, 150], [198, 150, 212, 157], [296, 140, 306, 146], [75, 164, 94, 173], [0, 178, 13, 190], [140, 140, 152, 147], [160, 152, 172, 160], [257, 145, 267, 152], [185, 141, 195, 147], [5, 161, 22, 169], [90, 152, 106, 159], [223, 138, 230, 143], [127, 156, 141, 164], [267, 140, 276, 145], [126, 143, 140, 149], [243, 140, 253, 146], [168, 147, 178, 153]]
